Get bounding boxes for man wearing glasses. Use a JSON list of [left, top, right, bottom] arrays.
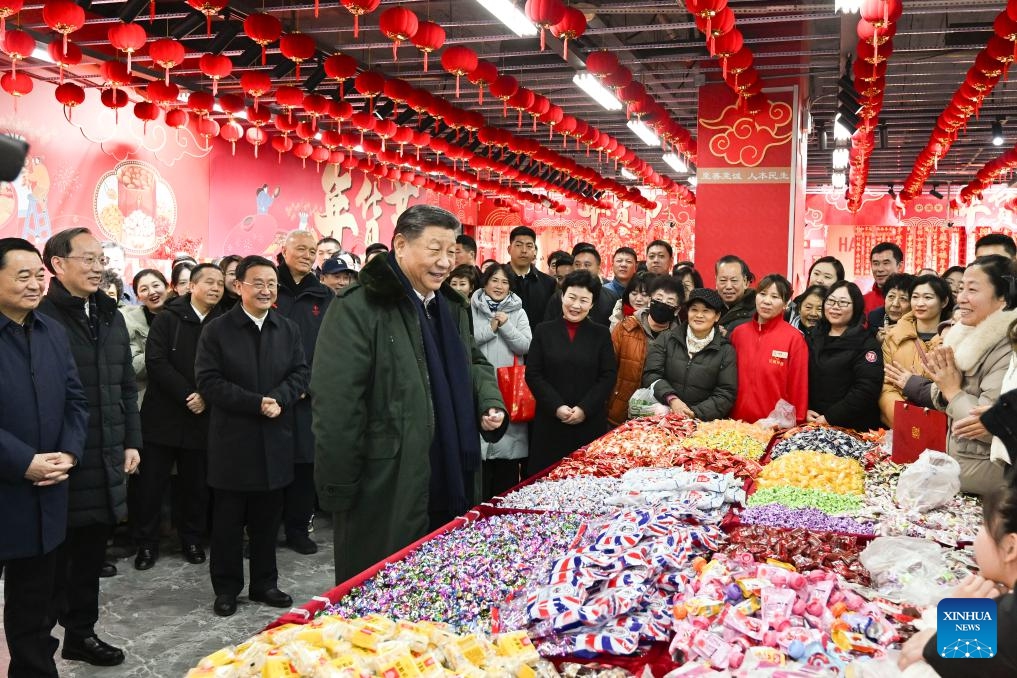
[[195, 255, 309, 618], [38, 228, 141, 667]]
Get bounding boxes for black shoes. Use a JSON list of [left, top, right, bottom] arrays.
[[213, 595, 237, 617], [61, 635, 125, 666], [183, 543, 206, 564], [99, 562, 117, 578], [249, 588, 292, 608], [285, 534, 318, 555], [134, 548, 157, 571]]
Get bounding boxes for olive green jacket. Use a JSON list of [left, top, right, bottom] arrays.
[[311, 253, 505, 583]]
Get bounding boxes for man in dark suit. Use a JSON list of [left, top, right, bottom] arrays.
[[505, 226, 556, 328], [0, 238, 89, 678], [196, 255, 310, 617]]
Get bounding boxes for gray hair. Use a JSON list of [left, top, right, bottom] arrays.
[[43, 227, 92, 274], [392, 205, 460, 245]]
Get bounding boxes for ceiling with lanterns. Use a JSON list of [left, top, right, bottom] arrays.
[[2, 0, 1015, 210]]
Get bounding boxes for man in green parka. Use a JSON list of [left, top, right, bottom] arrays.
[[312, 205, 508, 584]]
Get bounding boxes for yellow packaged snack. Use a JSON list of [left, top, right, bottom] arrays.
[[494, 632, 540, 664], [377, 650, 423, 678], [198, 647, 236, 668], [261, 655, 297, 678], [516, 664, 537, 678], [352, 625, 384, 651], [455, 634, 490, 666], [414, 650, 446, 678], [362, 614, 397, 638]]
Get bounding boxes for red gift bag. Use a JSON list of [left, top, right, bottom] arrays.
[[892, 400, 948, 464], [497, 356, 535, 423]]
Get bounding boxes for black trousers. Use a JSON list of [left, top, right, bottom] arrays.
[[50, 523, 109, 643], [209, 488, 283, 597], [2, 550, 60, 678], [130, 443, 208, 548], [481, 459, 522, 501], [282, 462, 315, 539]]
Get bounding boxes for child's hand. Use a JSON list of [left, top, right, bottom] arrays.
[[953, 573, 1005, 599]]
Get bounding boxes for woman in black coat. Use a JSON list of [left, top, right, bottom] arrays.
[[806, 280, 883, 431], [526, 270, 618, 474], [132, 264, 225, 570]]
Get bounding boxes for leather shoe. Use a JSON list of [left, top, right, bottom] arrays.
[[285, 534, 318, 555], [183, 543, 206, 564], [213, 595, 237, 617], [249, 588, 292, 608], [134, 547, 157, 571], [99, 561, 117, 578], [62, 635, 125, 666]]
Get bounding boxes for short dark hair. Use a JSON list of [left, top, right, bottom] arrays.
[[870, 241, 903, 264], [883, 273, 915, 296], [807, 255, 846, 283], [561, 269, 601, 305], [571, 241, 595, 257], [825, 280, 866, 326], [613, 247, 637, 262], [909, 274, 954, 320], [509, 225, 536, 244], [393, 205, 460, 245], [448, 264, 479, 292], [317, 236, 340, 249], [573, 245, 601, 265], [42, 227, 92, 274], [132, 268, 167, 294], [100, 269, 123, 301], [218, 254, 242, 273], [365, 242, 389, 257], [982, 484, 1017, 545], [716, 255, 754, 283], [648, 274, 685, 303], [797, 284, 828, 305], [547, 250, 569, 267], [975, 233, 1017, 258], [968, 254, 1017, 309], [674, 266, 703, 289], [554, 253, 574, 267], [622, 271, 656, 306], [941, 265, 965, 279], [479, 263, 514, 289], [235, 255, 277, 282], [190, 263, 223, 286], [646, 239, 674, 258], [455, 234, 477, 256], [481, 258, 500, 269], [0, 237, 41, 270], [171, 261, 195, 287], [757, 273, 792, 303]]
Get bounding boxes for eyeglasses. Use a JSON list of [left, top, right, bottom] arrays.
[[63, 255, 109, 268], [825, 297, 852, 308], [241, 281, 278, 291]]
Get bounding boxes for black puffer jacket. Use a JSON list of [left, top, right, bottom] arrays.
[[275, 259, 332, 464], [141, 294, 224, 450], [806, 322, 883, 432], [39, 279, 142, 527], [642, 323, 738, 421], [719, 290, 757, 333]]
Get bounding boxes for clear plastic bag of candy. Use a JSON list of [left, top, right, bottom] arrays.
[[895, 451, 960, 511]]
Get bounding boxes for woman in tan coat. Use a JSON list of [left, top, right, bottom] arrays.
[[880, 275, 953, 426]]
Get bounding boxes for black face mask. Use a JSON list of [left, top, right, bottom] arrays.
[[648, 300, 676, 324]]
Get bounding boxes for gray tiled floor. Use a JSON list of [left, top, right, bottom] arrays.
[[0, 518, 337, 677]]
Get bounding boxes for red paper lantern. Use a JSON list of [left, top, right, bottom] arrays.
[[220, 120, 243, 155], [165, 108, 189, 133], [100, 87, 129, 122], [109, 22, 147, 74], [246, 104, 272, 127], [100, 61, 131, 91], [146, 80, 179, 108], [199, 53, 231, 95], [3, 29, 34, 75], [54, 81, 84, 119], [187, 91, 215, 117], [1, 70, 30, 111], [695, 7, 734, 55], [441, 46, 478, 97], [134, 100, 160, 131], [860, 0, 902, 28], [271, 134, 294, 162], [354, 70, 385, 112], [274, 85, 304, 121], [524, 0, 564, 51], [603, 66, 632, 89], [341, 0, 380, 39], [310, 145, 330, 171], [243, 12, 282, 66], [379, 6, 418, 61], [411, 20, 444, 72], [279, 32, 316, 81], [714, 29, 744, 78], [0, 0, 23, 38], [240, 71, 272, 109], [245, 126, 268, 158], [186, 0, 228, 35], [489, 74, 519, 118], [293, 140, 314, 167], [43, 0, 84, 53], [149, 38, 186, 85], [47, 39, 81, 83], [551, 7, 586, 58], [467, 60, 497, 104], [196, 117, 219, 148], [585, 50, 618, 76]]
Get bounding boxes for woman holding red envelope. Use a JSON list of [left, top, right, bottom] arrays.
[[470, 264, 532, 499]]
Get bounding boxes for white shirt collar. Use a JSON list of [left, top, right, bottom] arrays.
[[413, 288, 436, 305], [191, 304, 208, 322], [241, 305, 267, 330]]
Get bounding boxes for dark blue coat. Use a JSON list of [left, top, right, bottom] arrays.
[[0, 311, 89, 560]]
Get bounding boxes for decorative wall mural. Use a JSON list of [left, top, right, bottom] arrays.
[[93, 160, 177, 255]]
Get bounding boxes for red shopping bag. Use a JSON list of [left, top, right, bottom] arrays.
[[497, 356, 535, 423], [892, 400, 948, 464]]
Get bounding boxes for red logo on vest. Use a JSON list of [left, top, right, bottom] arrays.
[[865, 351, 877, 363], [312, 304, 320, 317]]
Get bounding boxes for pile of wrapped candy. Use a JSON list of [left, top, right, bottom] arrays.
[[497, 477, 625, 514], [325, 514, 582, 633], [186, 615, 561, 678], [500, 505, 723, 657], [722, 525, 871, 583], [680, 420, 772, 461], [667, 553, 899, 674], [769, 426, 874, 462]]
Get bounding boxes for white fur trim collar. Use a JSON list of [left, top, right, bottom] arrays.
[[944, 308, 1017, 372]]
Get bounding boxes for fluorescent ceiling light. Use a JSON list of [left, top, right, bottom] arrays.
[[213, 102, 247, 119], [620, 167, 637, 181], [354, 144, 364, 152], [661, 152, 688, 174], [832, 171, 846, 189], [32, 46, 56, 64], [833, 118, 854, 141], [475, 0, 538, 37], [627, 118, 661, 147], [573, 72, 623, 111], [315, 132, 322, 140], [832, 148, 849, 169], [687, 175, 697, 188]]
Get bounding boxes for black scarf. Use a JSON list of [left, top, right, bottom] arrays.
[[388, 253, 480, 516]]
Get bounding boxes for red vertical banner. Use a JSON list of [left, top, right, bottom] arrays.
[[695, 85, 801, 286]]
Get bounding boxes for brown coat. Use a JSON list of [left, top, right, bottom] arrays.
[[879, 312, 942, 426], [608, 311, 655, 426]]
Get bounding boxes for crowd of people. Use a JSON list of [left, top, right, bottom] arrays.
[[1, 206, 1017, 677]]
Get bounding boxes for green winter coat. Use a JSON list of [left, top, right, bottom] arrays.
[[311, 253, 506, 583]]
